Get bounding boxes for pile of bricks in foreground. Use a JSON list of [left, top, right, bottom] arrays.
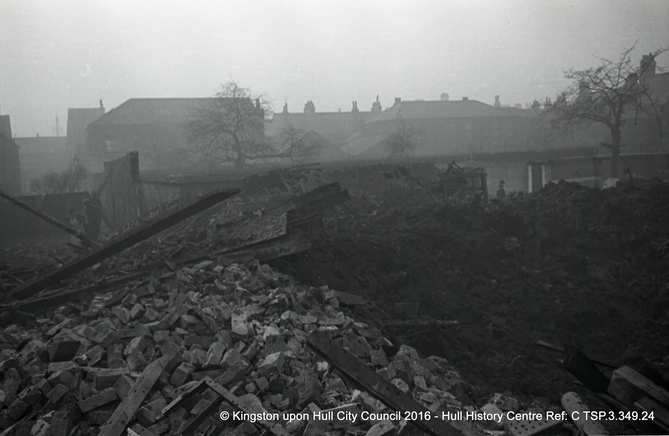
[[0, 260, 497, 436]]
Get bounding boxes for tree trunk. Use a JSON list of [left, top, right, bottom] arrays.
[[610, 130, 621, 178], [234, 155, 245, 171]]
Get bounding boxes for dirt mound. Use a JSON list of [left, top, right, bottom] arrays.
[[271, 175, 669, 404]]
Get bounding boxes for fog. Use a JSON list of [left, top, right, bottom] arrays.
[[1, 0, 667, 136]]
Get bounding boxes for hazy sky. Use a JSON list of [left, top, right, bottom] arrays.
[[1, 0, 668, 137]]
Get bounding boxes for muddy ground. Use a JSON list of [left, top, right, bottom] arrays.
[[272, 168, 669, 407]]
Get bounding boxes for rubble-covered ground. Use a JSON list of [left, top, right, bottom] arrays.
[[1, 163, 668, 435], [272, 167, 669, 406]]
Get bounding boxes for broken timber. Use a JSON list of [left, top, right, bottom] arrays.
[[0, 188, 99, 247], [535, 340, 615, 369], [384, 319, 459, 328], [307, 329, 462, 436], [97, 351, 175, 436], [4, 189, 239, 302], [156, 377, 289, 436], [0, 271, 148, 313]]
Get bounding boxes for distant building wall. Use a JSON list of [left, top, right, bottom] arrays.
[[449, 161, 529, 195], [15, 136, 72, 194], [87, 124, 187, 172], [363, 116, 594, 158], [531, 152, 669, 191], [0, 138, 22, 195]]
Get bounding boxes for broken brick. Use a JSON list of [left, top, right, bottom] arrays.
[[77, 387, 117, 413], [170, 362, 195, 387], [258, 352, 285, 378], [48, 341, 81, 362]]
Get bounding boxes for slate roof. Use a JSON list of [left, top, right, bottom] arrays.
[[340, 133, 385, 156], [301, 131, 350, 161], [365, 100, 521, 123], [89, 98, 212, 126]]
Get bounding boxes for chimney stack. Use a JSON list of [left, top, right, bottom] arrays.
[[463, 97, 469, 101], [494, 96, 500, 108], [304, 101, 316, 115], [394, 97, 401, 106], [641, 53, 656, 77], [352, 101, 359, 113], [99, 99, 105, 113], [371, 95, 382, 114], [440, 93, 449, 101]]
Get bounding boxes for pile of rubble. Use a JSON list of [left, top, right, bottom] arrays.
[[1, 259, 540, 436], [269, 175, 669, 407]]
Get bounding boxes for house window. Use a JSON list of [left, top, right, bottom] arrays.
[[105, 139, 125, 152]]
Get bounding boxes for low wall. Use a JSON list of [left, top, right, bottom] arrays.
[[547, 152, 669, 187]]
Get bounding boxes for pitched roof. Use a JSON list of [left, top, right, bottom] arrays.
[[366, 100, 521, 123], [89, 98, 212, 126], [301, 131, 350, 162], [340, 133, 385, 156]]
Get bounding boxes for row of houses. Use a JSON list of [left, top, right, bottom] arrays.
[[1, 55, 667, 195]]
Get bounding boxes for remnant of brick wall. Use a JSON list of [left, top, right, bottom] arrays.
[[102, 152, 147, 229]]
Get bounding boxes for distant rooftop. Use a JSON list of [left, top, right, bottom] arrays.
[[89, 98, 212, 126], [366, 99, 534, 123]]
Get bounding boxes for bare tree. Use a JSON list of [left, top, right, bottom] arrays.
[[30, 158, 88, 194], [185, 81, 272, 170], [549, 44, 667, 177], [272, 126, 319, 163], [186, 81, 317, 171], [383, 118, 420, 159]]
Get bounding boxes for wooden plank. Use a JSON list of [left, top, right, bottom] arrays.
[[634, 397, 669, 432], [384, 320, 459, 328], [0, 272, 147, 313], [3, 189, 239, 302], [156, 377, 289, 436], [608, 366, 669, 408], [535, 340, 615, 369], [307, 329, 462, 436], [97, 351, 175, 436], [202, 378, 290, 436], [563, 346, 610, 393]]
